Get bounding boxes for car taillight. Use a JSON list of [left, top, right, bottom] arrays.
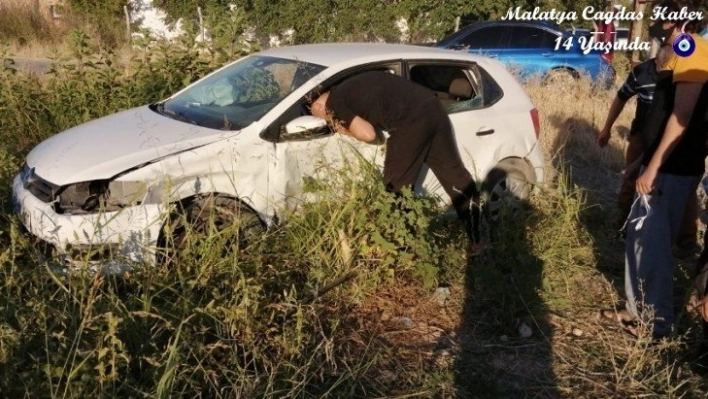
[[530, 108, 540, 139]]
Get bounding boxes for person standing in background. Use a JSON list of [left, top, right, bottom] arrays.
[[597, 45, 701, 254], [597, 46, 668, 232], [592, 1, 618, 63], [620, 0, 708, 339]]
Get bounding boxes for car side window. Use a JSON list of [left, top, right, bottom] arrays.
[[505, 26, 557, 49], [259, 62, 403, 142], [456, 26, 508, 49], [477, 66, 504, 107], [409, 64, 484, 113]]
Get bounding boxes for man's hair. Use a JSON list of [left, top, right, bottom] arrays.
[[653, 0, 705, 32], [305, 85, 327, 108]]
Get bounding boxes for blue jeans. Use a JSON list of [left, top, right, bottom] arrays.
[[624, 171, 701, 337]]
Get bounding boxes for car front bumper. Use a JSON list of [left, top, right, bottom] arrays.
[[12, 174, 165, 272]]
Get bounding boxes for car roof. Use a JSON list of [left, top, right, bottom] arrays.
[[257, 42, 490, 68], [462, 20, 562, 33], [438, 20, 564, 47]]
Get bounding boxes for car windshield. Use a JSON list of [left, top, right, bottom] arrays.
[[154, 56, 325, 130]]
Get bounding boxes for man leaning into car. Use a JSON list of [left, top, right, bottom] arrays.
[[309, 71, 483, 250]]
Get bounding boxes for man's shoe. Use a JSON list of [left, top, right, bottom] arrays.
[[674, 242, 701, 260], [466, 240, 489, 258]]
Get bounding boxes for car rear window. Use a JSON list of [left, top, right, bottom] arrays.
[[408, 63, 503, 112]]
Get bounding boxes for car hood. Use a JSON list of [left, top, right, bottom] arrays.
[[26, 105, 236, 186]]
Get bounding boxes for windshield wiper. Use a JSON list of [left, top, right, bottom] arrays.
[[156, 103, 199, 126]]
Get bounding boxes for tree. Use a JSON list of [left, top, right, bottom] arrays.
[[150, 0, 641, 46], [65, 0, 140, 46], [151, 0, 236, 24]]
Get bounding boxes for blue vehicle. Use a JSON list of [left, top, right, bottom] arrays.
[[437, 21, 616, 88]]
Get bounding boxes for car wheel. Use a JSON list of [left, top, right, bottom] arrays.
[[159, 195, 266, 264], [482, 158, 535, 221], [543, 68, 577, 91]]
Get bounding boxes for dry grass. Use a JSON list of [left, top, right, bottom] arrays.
[[531, 79, 629, 204], [3, 41, 708, 397], [0, 1, 131, 60], [332, 78, 708, 397]]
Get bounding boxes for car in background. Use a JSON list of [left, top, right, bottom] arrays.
[[437, 21, 616, 88], [13, 43, 544, 271], [566, 26, 630, 50]]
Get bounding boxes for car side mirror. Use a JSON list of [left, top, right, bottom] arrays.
[[285, 115, 327, 133], [281, 115, 331, 141]]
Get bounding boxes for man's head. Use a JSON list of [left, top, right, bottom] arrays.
[[649, 0, 702, 44], [310, 91, 330, 119]]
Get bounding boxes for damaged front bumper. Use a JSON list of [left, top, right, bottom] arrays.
[[12, 174, 165, 273]]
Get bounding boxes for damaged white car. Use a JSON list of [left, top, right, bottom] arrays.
[[12, 43, 545, 271]]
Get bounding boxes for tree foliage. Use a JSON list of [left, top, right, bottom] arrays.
[[147, 0, 706, 45], [151, 0, 236, 26], [64, 0, 139, 46], [66, 0, 130, 17]]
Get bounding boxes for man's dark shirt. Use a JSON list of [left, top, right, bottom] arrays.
[[641, 70, 708, 176], [326, 71, 437, 134], [618, 58, 659, 135]]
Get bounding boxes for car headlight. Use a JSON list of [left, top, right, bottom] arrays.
[[57, 180, 150, 214]]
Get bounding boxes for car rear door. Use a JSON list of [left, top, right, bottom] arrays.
[[495, 25, 561, 79], [405, 60, 506, 206]]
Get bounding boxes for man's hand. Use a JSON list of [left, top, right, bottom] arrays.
[[597, 127, 611, 148], [635, 167, 657, 195], [699, 296, 708, 322]]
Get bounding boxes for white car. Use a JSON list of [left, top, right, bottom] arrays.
[[12, 43, 544, 271]]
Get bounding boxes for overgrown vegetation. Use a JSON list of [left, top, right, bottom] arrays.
[[0, 0, 645, 56], [0, 0, 131, 53], [2, 29, 708, 399], [0, 1, 57, 45], [154, 0, 621, 44]]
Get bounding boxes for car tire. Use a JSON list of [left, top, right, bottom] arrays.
[[543, 68, 577, 91], [158, 195, 266, 265], [481, 158, 535, 221]]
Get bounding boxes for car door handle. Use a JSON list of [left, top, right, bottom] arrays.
[[476, 128, 495, 136]]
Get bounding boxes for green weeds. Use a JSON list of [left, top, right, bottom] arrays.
[[0, 34, 706, 398]]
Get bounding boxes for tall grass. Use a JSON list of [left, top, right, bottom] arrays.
[[0, 1, 129, 58], [0, 39, 707, 397], [0, 1, 58, 45]]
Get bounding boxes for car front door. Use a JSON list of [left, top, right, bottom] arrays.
[[264, 63, 398, 213]]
